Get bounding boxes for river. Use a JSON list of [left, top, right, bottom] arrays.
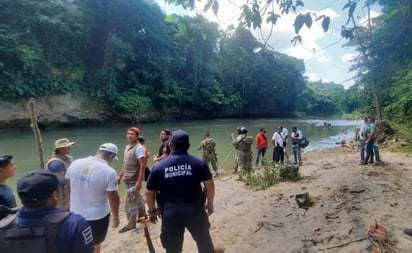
[[0, 118, 358, 194]]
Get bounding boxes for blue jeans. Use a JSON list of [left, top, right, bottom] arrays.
[[256, 147, 267, 165], [373, 142, 380, 161], [292, 143, 301, 164], [364, 139, 375, 164], [160, 205, 214, 253]]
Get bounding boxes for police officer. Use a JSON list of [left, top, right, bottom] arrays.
[[197, 131, 219, 176], [231, 126, 254, 173], [146, 129, 216, 253], [5, 170, 94, 253]]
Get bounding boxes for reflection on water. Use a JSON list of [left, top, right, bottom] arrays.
[[0, 118, 358, 193]]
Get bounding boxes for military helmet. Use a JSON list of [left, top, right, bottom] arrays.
[[240, 126, 248, 134]]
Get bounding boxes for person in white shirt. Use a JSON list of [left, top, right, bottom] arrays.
[[66, 143, 120, 253], [280, 125, 289, 162], [272, 125, 284, 163], [354, 116, 368, 164]]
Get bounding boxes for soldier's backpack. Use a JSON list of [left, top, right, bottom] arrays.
[[0, 211, 71, 253], [203, 138, 216, 152], [299, 137, 309, 148]]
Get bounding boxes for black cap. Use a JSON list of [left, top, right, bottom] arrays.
[[138, 136, 146, 144], [171, 129, 190, 150], [17, 170, 65, 204], [0, 154, 13, 168]]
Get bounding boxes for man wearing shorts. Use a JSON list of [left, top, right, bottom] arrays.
[[66, 143, 120, 253]]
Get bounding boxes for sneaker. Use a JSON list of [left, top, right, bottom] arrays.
[[404, 228, 412, 236], [293, 162, 298, 165]]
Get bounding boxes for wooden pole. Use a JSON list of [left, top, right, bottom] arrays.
[[27, 98, 45, 169], [140, 217, 155, 253]]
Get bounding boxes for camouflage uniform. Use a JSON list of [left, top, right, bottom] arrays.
[[46, 154, 73, 210], [197, 137, 219, 174], [232, 133, 253, 173]]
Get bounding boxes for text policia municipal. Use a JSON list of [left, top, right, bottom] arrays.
[[164, 164, 192, 178]]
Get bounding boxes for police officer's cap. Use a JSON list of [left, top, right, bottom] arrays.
[[17, 170, 65, 204], [171, 129, 190, 150]]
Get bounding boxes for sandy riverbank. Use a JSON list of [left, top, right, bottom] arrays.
[[101, 147, 412, 253]]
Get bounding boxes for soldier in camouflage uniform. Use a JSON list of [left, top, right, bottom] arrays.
[[197, 131, 219, 175], [231, 126, 254, 173]]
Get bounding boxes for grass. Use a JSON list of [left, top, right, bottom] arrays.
[[239, 159, 301, 190]]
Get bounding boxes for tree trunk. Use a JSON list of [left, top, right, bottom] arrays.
[[371, 79, 383, 121]]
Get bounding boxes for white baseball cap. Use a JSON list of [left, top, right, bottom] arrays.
[[98, 143, 119, 160]]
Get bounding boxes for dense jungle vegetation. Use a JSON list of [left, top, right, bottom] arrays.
[[0, 0, 410, 126]]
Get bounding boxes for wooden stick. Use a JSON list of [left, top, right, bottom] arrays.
[[319, 237, 368, 251], [220, 150, 233, 167], [140, 216, 155, 253], [27, 98, 45, 169]]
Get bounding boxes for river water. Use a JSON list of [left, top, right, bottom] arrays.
[[0, 118, 358, 193]]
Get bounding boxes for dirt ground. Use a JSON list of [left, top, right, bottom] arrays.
[[101, 147, 412, 253]]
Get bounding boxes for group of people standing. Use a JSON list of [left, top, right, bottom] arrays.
[[231, 124, 305, 175], [0, 127, 222, 253], [355, 116, 382, 165], [1, 123, 309, 252], [265, 125, 304, 166]]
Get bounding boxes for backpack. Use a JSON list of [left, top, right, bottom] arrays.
[[203, 138, 216, 153], [299, 137, 309, 148], [0, 211, 71, 253]]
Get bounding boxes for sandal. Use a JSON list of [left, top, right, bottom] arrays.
[[118, 226, 135, 233]]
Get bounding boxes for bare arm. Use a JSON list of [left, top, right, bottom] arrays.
[[117, 169, 124, 184], [135, 156, 147, 192], [107, 191, 120, 228], [203, 179, 215, 215], [366, 130, 376, 143], [197, 141, 203, 150], [146, 190, 158, 224]]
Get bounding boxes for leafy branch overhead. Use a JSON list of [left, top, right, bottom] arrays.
[[164, 0, 365, 43]]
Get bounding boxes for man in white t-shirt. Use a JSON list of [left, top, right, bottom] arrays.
[[66, 143, 120, 253], [272, 125, 285, 163], [355, 116, 368, 164], [280, 125, 289, 162]]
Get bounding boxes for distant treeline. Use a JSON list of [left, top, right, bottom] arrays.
[[0, 0, 410, 125]]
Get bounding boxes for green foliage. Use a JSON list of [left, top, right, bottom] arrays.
[[239, 161, 301, 190], [0, 0, 87, 98], [385, 69, 412, 124], [115, 89, 152, 113], [3, 0, 410, 127], [293, 12, 312, 34], [305, 81, 345, 115]]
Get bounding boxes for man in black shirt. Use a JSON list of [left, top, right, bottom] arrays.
[[146, 130, 216, 253]]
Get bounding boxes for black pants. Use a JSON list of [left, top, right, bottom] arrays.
[[273, 146, 284, 163]]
